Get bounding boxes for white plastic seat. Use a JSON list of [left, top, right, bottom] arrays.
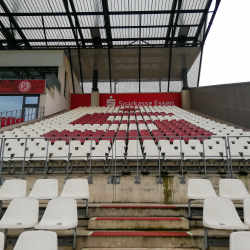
[[203, 198, 249, 249], [219, 179, 250, 200], [28, 179, 58, 199], [0, 179, 26, 200], [0, 199, 39, 245], [230, 232, 250, 250], [34, 199, 78, 249], [59, 178, 89, 216], [187, 179, 218, 218], [13, 231, 57, 250]]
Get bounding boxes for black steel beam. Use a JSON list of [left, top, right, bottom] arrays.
[[4, 24, 199, 30], [77, 47, 84, 93], [139, 14, 141, 93], [0, 10, 208, 17], [195, 0, 213, 41], [102, 0, 113, 48], [0, 37, 198, 43], [165, 0, 178, 46], [68, 47, 75, 93], [0, 0, 30, 47], [62, 0, 79, 45], [68, 0, 85, 47], [0, 20, 17, 47], [202, 0, 221, 45], [41, 16, 48, 48]]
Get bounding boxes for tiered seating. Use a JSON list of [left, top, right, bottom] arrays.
[[188, 179, 250, 249], [0, 178, 89, 249], [0, 117, 24, 128], [1, 105, 250, 177]]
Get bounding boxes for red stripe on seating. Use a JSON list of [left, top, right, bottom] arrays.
[[90, 231, 190, 237], [99, 206, 176, 208], [95, 217, 182, 221]]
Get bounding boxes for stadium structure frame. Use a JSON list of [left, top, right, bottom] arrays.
[[0, 0, 221, 93]]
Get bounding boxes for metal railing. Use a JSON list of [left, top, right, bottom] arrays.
[[0, 135, 248, 184], [0, 107, 45, 128]]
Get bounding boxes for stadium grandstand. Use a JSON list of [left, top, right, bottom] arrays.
[[1, 0, 250, 249]]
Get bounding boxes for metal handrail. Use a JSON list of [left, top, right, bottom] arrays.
[[0, 135, 247, 184]]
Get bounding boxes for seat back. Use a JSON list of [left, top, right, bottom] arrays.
[[14, 231, 57, 250], [0, 179, 27, 199], [60, 179, 89, 199], [230, 232, 250, 250], [219, 179, 250, 200]]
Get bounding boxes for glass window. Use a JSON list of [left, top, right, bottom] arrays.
[[0, 67, 58, 80], [25, 96, 39, 105], [0, 96, 23, 115]]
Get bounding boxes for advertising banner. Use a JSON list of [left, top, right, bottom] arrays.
[[0, 80, 46, 94], [70, 92, 181, 109], [99, 93, 181, 107]]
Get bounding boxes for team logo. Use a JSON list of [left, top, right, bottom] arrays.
[[18, 81, 32, 93], [107, 96, 116, 106]]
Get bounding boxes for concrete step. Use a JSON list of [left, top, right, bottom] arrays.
[[89, 205, 188, 218], [82, 248, 200, 250], [88, 217, 189, 230], [2, 227, 231, 250]]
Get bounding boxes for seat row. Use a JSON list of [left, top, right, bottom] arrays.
[[0, 178, 89, 216]]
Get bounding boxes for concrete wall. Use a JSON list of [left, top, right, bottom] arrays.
[[190, 82, 250, 129], [0, 50, 82, 116]]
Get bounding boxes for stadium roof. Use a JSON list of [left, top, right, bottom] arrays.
[[0, 0, 221, 92], [0, 0, 220, 49]]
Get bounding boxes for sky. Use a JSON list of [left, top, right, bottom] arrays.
[[200, 0, 250, 86]]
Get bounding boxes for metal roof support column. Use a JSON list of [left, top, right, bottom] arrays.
[[108, 47, 112, 93], [68, 47, 75, 93], [167, 45, 173, 92], [77, 47, 84, 93], [41, 16, 48, 49], [138, 14, 141, 93], [197, 17, 207, 87], [202, 0, 221, 45]]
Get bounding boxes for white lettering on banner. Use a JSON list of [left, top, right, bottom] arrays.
[[117, 100, 174, 107], [107, 96, 116, 106]]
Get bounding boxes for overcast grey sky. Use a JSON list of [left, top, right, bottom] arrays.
[[200, 0, 250, 86]]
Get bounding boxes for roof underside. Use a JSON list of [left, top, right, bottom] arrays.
[[0, 0, 220, 91], [0, 0, 212, 49]]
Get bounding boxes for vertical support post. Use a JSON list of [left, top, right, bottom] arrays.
[[43, 139, 50, 179], [20, 138, 27, 180], [65, 138, 71, 182], [167, 46, 173, 92], [68, 47, 75, 93], [77, 46, 84, 93], [159, 81, 161, 92], [108, 44, 112, 93], [227, 136, 234, 179], [202, 136, 207, 179], [179, 138, 186, 184], [88, 138, 93, 184], [0, 138, 6, 184], [138, 14, 141, 93], [134, 137, 141, 183], [224, 137, 231, 178], [157, 137, 163, 184]]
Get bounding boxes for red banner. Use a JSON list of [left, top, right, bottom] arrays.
[[0, 80, 46, 94], [71, 92, 181, 109], [71, 94, 91, 109], [99, 93, 181, 107]]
